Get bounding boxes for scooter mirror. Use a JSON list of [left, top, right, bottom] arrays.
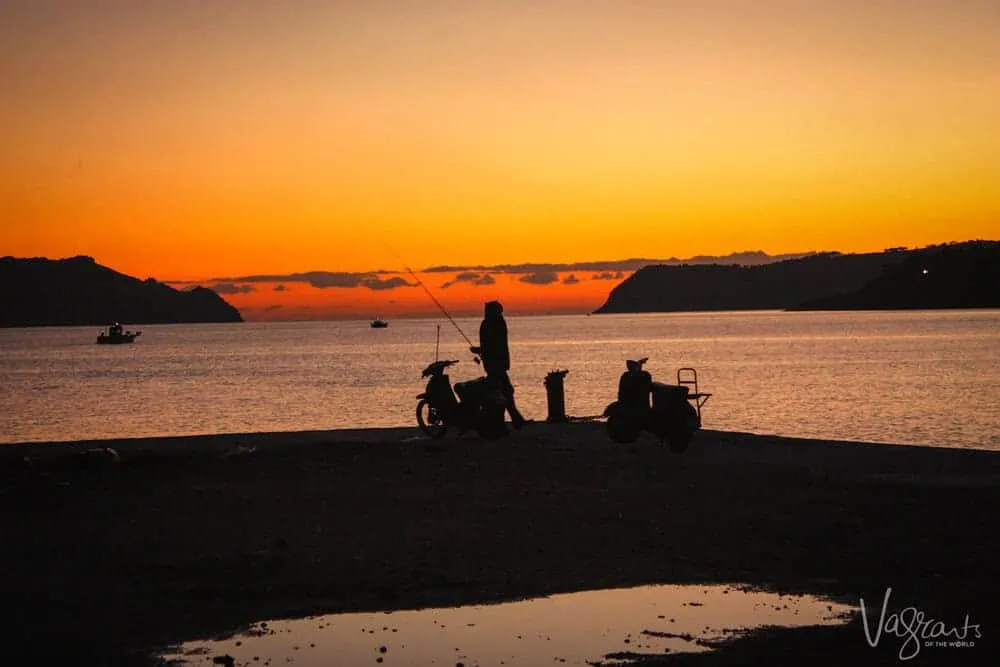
[[626, 358, 648, 372]]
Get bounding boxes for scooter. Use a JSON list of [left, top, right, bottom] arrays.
[[416, 359, 508, 440], [602, 358, 711, 452]]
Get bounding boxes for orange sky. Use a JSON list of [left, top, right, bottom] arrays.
[[2, 1, 998, 318]]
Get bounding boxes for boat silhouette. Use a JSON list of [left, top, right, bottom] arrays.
[[96, 322, 141, 344]]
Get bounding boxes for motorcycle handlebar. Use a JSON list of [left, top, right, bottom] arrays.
[[421, 359, 461, 378]]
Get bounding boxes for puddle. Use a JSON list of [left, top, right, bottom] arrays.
[[159, 583, 856, 666]]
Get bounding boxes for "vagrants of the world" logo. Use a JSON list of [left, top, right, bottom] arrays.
[[859, 587, 982, 661]]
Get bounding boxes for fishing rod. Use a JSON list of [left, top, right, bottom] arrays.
[[383, 243, 480, 362]]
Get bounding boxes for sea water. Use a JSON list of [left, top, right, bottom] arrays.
[[1, 310, 998, 449]]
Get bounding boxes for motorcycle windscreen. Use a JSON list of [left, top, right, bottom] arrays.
[[618, 370, 652, 407]]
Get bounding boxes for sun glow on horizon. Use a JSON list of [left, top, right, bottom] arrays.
[[2, 1, 998, 317], [170, 267, 628, 320]]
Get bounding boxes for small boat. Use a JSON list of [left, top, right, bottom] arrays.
[[96, 322, 141, 344], [370, 317, 389, 329]]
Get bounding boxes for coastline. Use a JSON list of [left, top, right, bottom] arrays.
[[2, 423, 998, 665]]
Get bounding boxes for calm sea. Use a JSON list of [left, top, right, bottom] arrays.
[[1, 310, 997, 449]]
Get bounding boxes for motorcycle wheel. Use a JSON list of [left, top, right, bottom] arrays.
[[606, 416, 641, 444], [667, 402, 699, 453], [416, 399, 447, 438], [603, 402, 640, 444]]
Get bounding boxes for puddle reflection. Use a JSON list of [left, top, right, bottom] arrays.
[[160, 584, 855, 666]]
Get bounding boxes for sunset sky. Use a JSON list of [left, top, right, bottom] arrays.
[[2, 1, 998, 318]]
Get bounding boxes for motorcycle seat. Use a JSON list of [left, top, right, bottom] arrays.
[[455, 377, 488, 397], [651, 383, 690, 407]]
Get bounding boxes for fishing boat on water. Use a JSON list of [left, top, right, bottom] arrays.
[[370, 317, 389, 329], [96, 322, 141, 344]]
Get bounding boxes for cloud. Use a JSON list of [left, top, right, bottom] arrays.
[[301, 272, 368, 288], [361, 276, 411, 291], [211, 282, 256, 294], [207, 271, 413, 291], [265, 304, 283, 311], [519, 271, 559, 285], [562, 274, 580, 285], [166, 251, 814, 291], [441, 271, 496, 288], [273, 284, 287, 292]]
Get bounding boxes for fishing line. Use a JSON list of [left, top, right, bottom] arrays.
[[382, 242, 479, 353]]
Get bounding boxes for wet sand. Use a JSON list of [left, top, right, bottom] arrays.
[[1, 423, 998, 665]]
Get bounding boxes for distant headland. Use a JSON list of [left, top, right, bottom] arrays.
[[0, 255, 243, 327], [594, 240, 1000, 314]]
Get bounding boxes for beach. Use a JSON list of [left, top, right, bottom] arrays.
[[2, 423, 997, 665]]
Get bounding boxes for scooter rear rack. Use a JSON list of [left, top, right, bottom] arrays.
[[677, 367, 712, 420]]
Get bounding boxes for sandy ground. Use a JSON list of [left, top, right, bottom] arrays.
[[1, 422, 998, 665]]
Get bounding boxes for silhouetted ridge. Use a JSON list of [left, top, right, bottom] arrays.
[[594, 241, 1000, 313], [0, 255, 243, 327], [793, 241, 1000, 310]]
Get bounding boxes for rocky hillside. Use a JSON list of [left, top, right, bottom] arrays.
[[595, 241, 999, 313], [0, 255, 243, 327]]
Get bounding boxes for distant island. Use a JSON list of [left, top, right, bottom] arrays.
[[0, 256, 243, 327], [595, 241, 1000, 314]]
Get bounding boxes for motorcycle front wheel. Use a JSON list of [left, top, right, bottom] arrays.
[[604, 402, 641, 444], [416, 399, 448, 438]]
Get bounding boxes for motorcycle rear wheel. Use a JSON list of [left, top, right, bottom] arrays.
[[416, 399, 447, 438], [666, 402, 699, 453]]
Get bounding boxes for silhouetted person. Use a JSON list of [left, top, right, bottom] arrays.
[[470, 300, 526, 429]]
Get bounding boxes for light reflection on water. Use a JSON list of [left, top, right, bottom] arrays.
[[3, 310, 998, 448], [159, 584, 856, 666]]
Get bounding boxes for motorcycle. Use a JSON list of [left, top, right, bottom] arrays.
[[415, 359, 508, 440], [602, 358, 710, 452]]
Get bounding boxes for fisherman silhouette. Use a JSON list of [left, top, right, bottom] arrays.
[[470, 300, 527, 430]]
